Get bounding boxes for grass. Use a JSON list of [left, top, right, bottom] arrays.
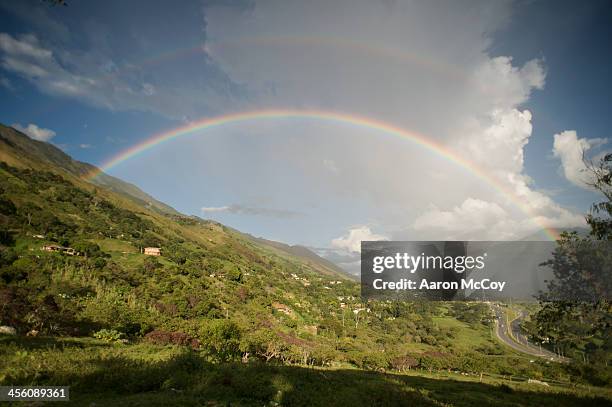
[[1, 335, 611, 406], [94, 238, 139, 254], [432, 316, 494, 351]]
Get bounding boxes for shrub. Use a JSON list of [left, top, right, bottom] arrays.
[[93, 328, 124, 342], [390, 355, 419, 372], [144, 330, 200, 349], [80, 291, 153, 336], [199, 319, 242, 362]]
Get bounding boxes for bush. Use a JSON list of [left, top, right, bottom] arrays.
[[80, 291, 153, 336], [144, 330, 200, 349], [93, 329, 124, 342], [390, 355, 419, 371], [199, 320, 242, 362]]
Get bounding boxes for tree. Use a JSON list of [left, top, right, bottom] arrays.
[[586, 153, 612, 240], [533, 153, 612, 368], [143, 256, 161, 273], [0, 197, 16, 216], [72, 241, 106, 258], [199, 319, 242, 362]]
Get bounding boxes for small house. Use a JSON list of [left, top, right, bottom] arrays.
[[272, 302, 292, 315], [42, 245, 62, 252], [144, 247, 161, 256], [41, 245, 80, 256]]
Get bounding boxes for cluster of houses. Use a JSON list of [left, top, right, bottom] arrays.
[[41, 245, 80, 256], [290, 272, 311, 287], [41, 245, 163, 257]]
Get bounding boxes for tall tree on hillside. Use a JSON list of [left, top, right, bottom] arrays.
[[533, 153, 611, 367], [586, 153, 612, 240]]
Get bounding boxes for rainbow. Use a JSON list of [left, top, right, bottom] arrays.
[[208, 36, 465, 80], [86, 109, 559, 241], [94, 35, 463, 88]]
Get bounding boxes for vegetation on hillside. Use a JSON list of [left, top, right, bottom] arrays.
[[0, 160, 579, 379]]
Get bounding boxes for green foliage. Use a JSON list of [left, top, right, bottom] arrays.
[[72, 241, 107, 258], [1, 337, 609, 406], [0, 230, 15, 246], [0, 196, 16, 215], [142, 256, 161, 273], [199, 319, 242, 362], [449, 302, 491, 326], [226, 266, 242, 282], [93, 328, 125, 342], [80, 291, 153, 337], [586, 153, 612, 240]]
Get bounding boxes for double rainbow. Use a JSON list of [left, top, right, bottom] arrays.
[[86, 109, 559, 241]]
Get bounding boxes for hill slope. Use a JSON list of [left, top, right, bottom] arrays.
[[0, 125, 371, 342], [248, 234, 355, 280], [0, 124, 180, 216]]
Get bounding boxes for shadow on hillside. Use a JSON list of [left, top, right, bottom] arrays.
[[0, 335, 111, 350], [5, 350, 611, 407]]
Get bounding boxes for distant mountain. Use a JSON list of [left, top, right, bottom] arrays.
[[0, 124, 180, 216], [247, 235, 355, 280]]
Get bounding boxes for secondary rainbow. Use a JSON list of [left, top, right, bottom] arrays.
[[86, 109, 559, 240]]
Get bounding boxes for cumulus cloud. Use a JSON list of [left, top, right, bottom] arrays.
[[12, 123, 56, 142], [469, 57, 545, 110], [331, 226, 388, 254], [202, 204, 302, 218], [553, 130, 608, 188], [414, 198, 507, 234]]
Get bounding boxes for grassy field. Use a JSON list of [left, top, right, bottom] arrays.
[[432, 316, 494, 351], [1, 335, 610, 407]]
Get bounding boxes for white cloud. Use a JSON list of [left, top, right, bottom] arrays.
[[12, 123, 56, 142], [0, 33, 52, 60], [553, 130, 608, 189], [331, 226, 388, 254], [469, 57, 545, 110], [201, 205, 231, 213], [455, 108, 533, 175], [0, 31, 236, 119], [414, 198, 507, 234]]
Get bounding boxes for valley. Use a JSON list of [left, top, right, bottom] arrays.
[[0, 124, 610, 405]]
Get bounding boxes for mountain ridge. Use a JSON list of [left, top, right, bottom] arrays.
[[0, 124, 180, 216], [0, 123, 349, 279]]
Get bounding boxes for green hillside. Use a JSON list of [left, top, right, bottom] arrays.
[[0, 125, 610, 405], [0, 124, 180, 216]]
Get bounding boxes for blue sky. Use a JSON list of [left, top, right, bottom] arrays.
[[0, 0, 609, 270], [490, 0, 612, 212]]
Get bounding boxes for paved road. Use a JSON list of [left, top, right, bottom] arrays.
[[490, 303, 567, 363]]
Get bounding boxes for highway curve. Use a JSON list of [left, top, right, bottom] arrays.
[[490, 303, 567, 363]]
